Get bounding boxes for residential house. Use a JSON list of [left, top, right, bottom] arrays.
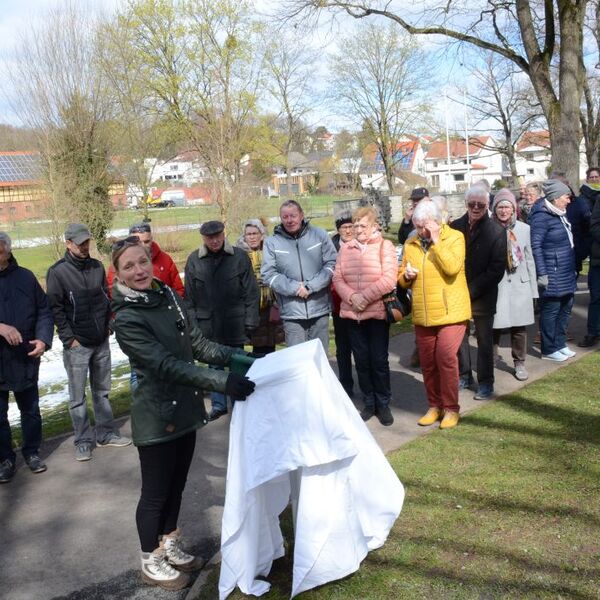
[[271, 151, 335, 196], [147, 151, 209, 186], [424, 136, 506, 192], [514, 131, 551, 182], [0, 152, 45, 223]]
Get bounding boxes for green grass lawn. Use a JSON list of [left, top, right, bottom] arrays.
[[195, 352, 600, 600]]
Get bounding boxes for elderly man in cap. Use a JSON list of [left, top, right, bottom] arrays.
[[107, 221, 184, 297], [46, 224, 131, 461], [451, 186, 507, 400], [0, 232, 53, 483], [184, 220, 259, 421], [397, 187, 429, 245]]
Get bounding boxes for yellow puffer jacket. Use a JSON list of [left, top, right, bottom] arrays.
[[398, 225, 471, 327]]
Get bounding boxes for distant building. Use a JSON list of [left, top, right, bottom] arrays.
[[146, 151, 209, 185], [423, 136, 506, 192], [0, 152, 45, 223]]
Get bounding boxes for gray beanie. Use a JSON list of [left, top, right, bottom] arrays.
[[542, 179, 571, 202]]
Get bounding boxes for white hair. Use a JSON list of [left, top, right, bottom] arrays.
[[412, 200, 442, 224], [465, 185, 490, 203], [0, 232, 12, 253]]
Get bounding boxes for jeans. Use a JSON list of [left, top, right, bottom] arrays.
[[63, 338, 117, 446], [0, 385, 42, 463], [347, 319, 391, 409], [416, 322, 466, 413], [586, 265, 600, 337], [332, 314, 354, 395], [137, 431, 196, 552], [493, 326, 527, 364], [458, 314, 495, 387], [283, 315, 329, 353], [210, 344, 243, 413], [539, 294, 574, 354]]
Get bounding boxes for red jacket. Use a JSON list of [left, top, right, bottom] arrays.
[[107, 241, 184, 298]]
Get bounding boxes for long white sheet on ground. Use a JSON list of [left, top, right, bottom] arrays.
[[218, 339, 405, 599]]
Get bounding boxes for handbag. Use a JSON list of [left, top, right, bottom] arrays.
[[378, 240, 411, 323], [382, 285, 412, 323]]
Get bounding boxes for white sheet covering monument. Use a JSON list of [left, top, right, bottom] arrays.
[[218, 339, 405, 599]]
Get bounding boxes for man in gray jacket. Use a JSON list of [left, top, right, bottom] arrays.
[[261, 200, 337, 351]]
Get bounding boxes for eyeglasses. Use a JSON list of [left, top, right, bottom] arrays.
[[467, 201, 487, 209], [112, 236, 141, 251], [129, 223, 151, 234]]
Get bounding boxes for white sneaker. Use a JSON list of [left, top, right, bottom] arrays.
[[162, 529, 206, 572], [140, 546, 191, 590], [541, 351, 568, 362], [558, 346, 576, 358]]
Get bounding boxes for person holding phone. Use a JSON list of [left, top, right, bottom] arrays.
[[399, 201, 471, 429]]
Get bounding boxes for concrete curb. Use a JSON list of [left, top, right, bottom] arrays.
[[185, 551, 221, 600]]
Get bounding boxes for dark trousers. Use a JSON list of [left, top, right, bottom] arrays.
[[493, 326, 527, 364], [0, 386, 42, 463], [332, 314, 354, 395], [347, 319, 390, 409], [539, 294, 574, 355], [458, 314, 495, 387], [136, 431, 196, 552], [586, 265, 600, 337]]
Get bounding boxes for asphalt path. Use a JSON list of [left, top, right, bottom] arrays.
[[0, 281, 595, 600]]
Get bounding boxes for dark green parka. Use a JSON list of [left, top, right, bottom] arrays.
[[112, 279, 239, 446]]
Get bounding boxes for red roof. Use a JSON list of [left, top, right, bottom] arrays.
[[516, 130, 550, 151], [425, 136, 490, 160]]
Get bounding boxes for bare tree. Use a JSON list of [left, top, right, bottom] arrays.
[[6, 2, 114, 254], [328, 22, 429, 193], [262, 27, 319, 196], [114, 0, 264, 223], [457, 52, 545, 183], [285, 0, 588, 187], [581, 0, 600, 168]]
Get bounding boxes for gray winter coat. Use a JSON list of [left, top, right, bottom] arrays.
[[492, 220, 538, 329], [261, 221, 337, 320]]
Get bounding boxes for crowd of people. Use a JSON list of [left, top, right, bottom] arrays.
[[1, 170, 599, 589]]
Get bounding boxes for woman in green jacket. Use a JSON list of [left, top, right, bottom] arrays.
[[111, 237, 256, 591]]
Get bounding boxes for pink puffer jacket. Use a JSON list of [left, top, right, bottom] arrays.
[[333, 234, 398, 321]]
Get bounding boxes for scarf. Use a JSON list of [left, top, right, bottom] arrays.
[[247, 249, 274, 310], [544, 199, 574, 249]]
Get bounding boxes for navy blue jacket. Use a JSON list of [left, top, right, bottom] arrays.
[[566, 183, 600, 271], [0, 256, 53, 392], [530, 199, 577, 298]]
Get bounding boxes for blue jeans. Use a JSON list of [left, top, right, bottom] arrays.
[[539, 294, 574, 354], [586, 266, 600, 337], [63, 338, 117, 446], [210, 344, 243, 413], [0, 385, 42, 463]]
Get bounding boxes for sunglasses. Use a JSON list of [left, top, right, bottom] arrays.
[[467, 201, 487, 209], [112, 236, 141, 251], [129, 224, 151, 234]]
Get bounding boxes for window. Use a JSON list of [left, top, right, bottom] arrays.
[[527, 168, 534, 175], [433, 161, 438, 168], [453, 173, 465, 182], [9, 206, 16, 214], [431, 175, 440, 187]]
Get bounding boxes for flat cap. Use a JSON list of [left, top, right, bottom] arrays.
[[64, 223, 91, 244], [200, 220, 225, 236], [410, 187, 429, 201]]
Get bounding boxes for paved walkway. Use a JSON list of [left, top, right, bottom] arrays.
[[0, 284, 595, 600]]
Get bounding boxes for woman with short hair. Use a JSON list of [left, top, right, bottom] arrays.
[[399, 201, 471, 429], [332, 206, 398, 426]]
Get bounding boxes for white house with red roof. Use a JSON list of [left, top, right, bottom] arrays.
[[423, 136, 506, 192]]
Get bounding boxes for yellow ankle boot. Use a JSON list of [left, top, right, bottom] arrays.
[[417, 407, 443, 426], [439, 411, 459, 429]]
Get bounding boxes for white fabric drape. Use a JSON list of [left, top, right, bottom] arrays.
[[218, 339, 405, 599]]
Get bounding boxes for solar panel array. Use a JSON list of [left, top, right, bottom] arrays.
[[0, 154, 41, 183], [374, 148, 415, 172]]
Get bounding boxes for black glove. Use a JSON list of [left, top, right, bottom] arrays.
[[225, 372, 256, 400], [246, 351, 265, 359]]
